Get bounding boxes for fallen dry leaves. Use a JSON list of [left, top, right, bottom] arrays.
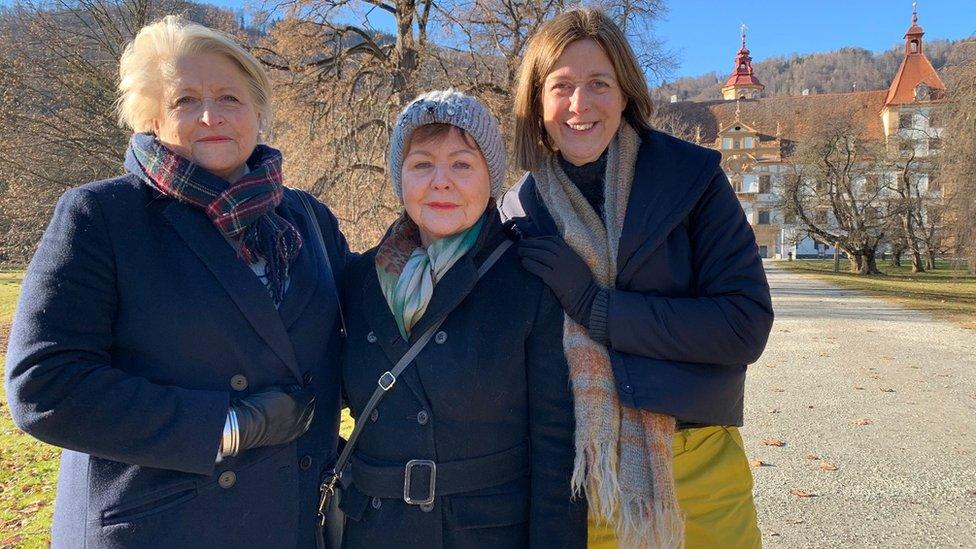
[[819, 461, 838, 471], [749, 459, 768, 468], [762, 438, 786, 447], [790, 489, 816, 498], [805, 452, 820, 460], [850, 418, 873, 426]]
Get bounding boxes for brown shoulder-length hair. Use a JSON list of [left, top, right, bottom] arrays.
[[513, 8, 654, 171]]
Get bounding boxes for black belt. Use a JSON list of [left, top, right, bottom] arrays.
[[350, 441, 529, 505]]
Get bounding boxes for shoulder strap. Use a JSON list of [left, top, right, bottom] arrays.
[[297, 191, 347, 337], [331, 238, 513, 478]]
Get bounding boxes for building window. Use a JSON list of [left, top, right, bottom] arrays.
[[863, 174, 879, 193], [927, 174, 941, 193], [759, 174, 771, 193], [732, 177, 743, 192], [722, 137, 732, 149], [899, 114, 913, 130], [733, 138, 741, 149], [758, 211, 771, 225], [929, 138, 942, 151], [758, 245, 768, 258], [744, 137, 754, 148]]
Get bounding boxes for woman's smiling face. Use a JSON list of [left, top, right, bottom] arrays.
[[401, 126, 491, 247], [153, 52, 260, 182], [541, 39, 627, 166]]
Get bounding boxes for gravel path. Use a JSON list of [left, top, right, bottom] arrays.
[[740, 263, 976, 548]]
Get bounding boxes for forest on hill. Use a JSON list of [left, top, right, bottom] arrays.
[[652, 39, 969, 102]]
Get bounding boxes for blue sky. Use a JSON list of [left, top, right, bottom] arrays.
[[657, 1, 976, 79]]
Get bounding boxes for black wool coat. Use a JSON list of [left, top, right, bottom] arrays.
[[5, 171, 351, 548], [500, 129, 774, 427], [339, 211, 586, 549]]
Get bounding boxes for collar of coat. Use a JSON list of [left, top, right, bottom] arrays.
[[500, 128, 721, 284]]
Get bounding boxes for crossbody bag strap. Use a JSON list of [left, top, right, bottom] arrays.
[[297, 191, 347, 337], [329, 238, 513, 480]]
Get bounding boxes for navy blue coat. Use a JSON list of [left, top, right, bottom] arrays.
[[338, 211, 586, 548], [5, 171, 350, 547], [500, 129, 774, 427]]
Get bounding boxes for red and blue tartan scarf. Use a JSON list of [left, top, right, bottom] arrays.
[[127, 133, 302, 304]]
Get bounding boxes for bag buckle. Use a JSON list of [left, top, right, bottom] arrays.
[[403, 459, 436, 505], [318, 472, 339, 526], [378, 371, 396, 391]]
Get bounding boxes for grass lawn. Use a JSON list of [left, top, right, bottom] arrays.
[[774, 259, 976, 330], [0, 271, 58, 549], [0, 271, 354, 547]]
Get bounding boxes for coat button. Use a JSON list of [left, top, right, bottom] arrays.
[[303, 372, 313, 385], [218, 471, 236, 489], [366, 331, 378, 343], [230, 374, 248, 391], [370, 409, 379, 422], [619, 383, 634, 394], [420, 502, 434, 513], [300, 455, 312, 470], [417, 410, 429, 425], [434, 331, 447, 344], [371, 497, 382, 509]]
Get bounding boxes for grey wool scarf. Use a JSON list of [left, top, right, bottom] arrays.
[[532, 122, 683, 548]]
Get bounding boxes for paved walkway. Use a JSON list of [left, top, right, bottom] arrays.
[[740, 263, 976, 548]]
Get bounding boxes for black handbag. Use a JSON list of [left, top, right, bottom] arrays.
[[314, 235, 513, 549]]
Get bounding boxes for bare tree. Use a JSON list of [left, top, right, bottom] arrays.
[[783, 113, 892, 275], [939, 40, 976, 272]]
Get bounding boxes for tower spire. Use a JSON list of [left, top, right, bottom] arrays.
[[721, 23, 764, 100]]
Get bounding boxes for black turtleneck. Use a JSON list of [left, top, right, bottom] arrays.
[[558, 149, 608, 223]]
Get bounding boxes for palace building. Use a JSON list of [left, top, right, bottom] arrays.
[[660, 8, 946, 259]]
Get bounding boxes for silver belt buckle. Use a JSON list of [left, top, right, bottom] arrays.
[[403, 459, 436, 505]]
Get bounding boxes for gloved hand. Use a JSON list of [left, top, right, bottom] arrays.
[[517, 235, 601, 327], [232, 386, 315, 454]]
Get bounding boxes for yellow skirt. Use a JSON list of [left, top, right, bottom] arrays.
[[587, 426, 761, 548]]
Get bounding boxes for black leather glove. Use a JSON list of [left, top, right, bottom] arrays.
[[233, 386, 315, 454], [517, 235, 601, 327]]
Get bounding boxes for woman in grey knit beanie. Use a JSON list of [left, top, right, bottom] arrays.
[[335, 89, 585, 548]]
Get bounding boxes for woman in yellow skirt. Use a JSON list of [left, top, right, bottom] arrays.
[[501, 8, 773, 548]]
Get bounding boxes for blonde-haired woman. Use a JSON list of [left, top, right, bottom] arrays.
[[5, 15, 349, 547], [501, 8, 773, 548]]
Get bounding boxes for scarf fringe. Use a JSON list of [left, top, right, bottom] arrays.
[[572, 436, 620, 519], [615, 493, 685, 549]]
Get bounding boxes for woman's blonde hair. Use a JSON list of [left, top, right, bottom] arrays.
[[117, 15, 272, 133], [513, 8, 653, 170]]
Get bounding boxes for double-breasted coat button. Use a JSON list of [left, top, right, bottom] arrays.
[[300, 455, 313, 470], [303, 372, 313, 385], [218, 471, 236, 489], [371, 497, 382, 509], [434, 331, 447, 344], [370, 409, 379, 422], [417, 410, 429, 425], [230, 374, 248, 391], [420, 503, 434, 513], [366, 331, 378, 343]]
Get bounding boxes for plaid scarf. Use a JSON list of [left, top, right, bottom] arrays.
[[127, 133, 301, 304], [533, 122, 683, 548], [374, 212, 484, 339]]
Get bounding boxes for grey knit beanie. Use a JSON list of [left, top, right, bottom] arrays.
[[389, 89, 506, 200]]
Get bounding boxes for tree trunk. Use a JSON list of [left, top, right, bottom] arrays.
[[891, 248, 902, 267], [858, 249, 882, 275], [926, 250, 937, 270], [910, 250, 925, 272], [850, 252, 863, 273]]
